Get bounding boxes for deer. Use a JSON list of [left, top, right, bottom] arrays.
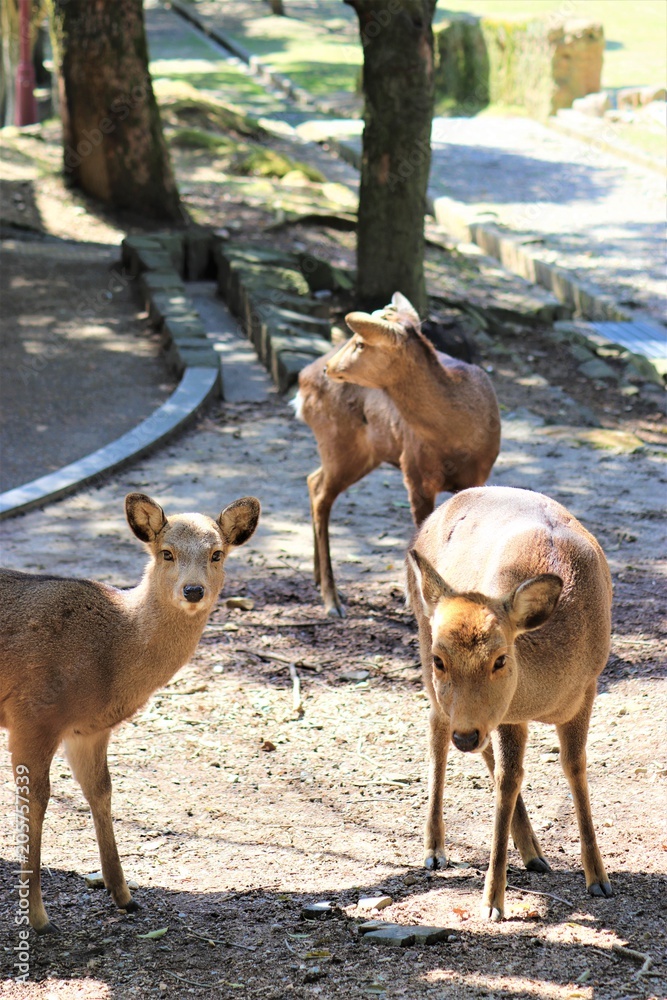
[[405, 485, 613, 921], [0, 492, 260, 934], [294, 292, 501, 617]]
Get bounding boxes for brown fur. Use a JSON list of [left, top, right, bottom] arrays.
[[296, 293, 500, 616], [406, 485, 612, 920], [0, 493, 260, 933]]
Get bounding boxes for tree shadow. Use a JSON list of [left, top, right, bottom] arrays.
[[0, 855, 661, 998]]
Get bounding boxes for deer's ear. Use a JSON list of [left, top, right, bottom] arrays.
[[218, 497, 261, 547], [407, 548, 456, 617], [391, 292, 421, 327], [125, 493, 168, 542], [508, 574, 563, 633]]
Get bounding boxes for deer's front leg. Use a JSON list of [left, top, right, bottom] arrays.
[[481, 723, 528, 921], [64, 731, 138, 914], [482, 744, 550, 874], [424, 706, 450, 870]]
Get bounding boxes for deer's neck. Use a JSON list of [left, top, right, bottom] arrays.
[[114, 577, 210, 710], [383, 341, 452, 436]]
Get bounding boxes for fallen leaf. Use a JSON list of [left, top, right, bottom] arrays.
[[137, 927, 169, 940]]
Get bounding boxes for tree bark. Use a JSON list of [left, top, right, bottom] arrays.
[[50, 0, 182, 222], [345, 0, 436, 315]]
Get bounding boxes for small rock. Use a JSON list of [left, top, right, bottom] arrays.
[[221, 622, 239, 632], [578, 358, 617, 380], [225, 596, 254, 611], [358, 920, 393, 934], [572, 92, 610, 116], [403, 873, 419, 886], [358, 895, 392, 912], [260, 740, 277, 752], [84, 872, 105, 889], [362, 926, 415, 947], [412, 926, 453, 945], [302, 901, 334, 920], [339, 669, 370, 682]]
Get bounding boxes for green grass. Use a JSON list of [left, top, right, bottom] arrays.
[[436, 0, 667, 88]]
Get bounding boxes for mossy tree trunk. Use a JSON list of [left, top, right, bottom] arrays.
[[50, 0, 182, 221], [345, 0, 436, 315]]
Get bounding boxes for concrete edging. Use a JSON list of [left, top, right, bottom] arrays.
[[0, 367, 220, 520]]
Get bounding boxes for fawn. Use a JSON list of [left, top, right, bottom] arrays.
[[295, 292, 500, 616], [0, 492, 260, 933], [406, 485, 613, 920]]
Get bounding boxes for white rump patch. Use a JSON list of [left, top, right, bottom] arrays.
[[290, 389, 305, 422]]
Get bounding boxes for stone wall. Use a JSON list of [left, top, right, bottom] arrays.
[[434, 14, 604, 117]]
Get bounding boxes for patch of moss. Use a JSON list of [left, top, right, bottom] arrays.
[[154, 78, 264, 138], [234, 148, 324, 182], [168, 128, 237, 151]]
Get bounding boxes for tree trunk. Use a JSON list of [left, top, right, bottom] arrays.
[[50, 0, 182, 222], [345, 0, 436, 316], [267, 0, 285, 14]]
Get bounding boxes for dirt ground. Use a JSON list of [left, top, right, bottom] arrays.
[[1, 92, 666, 1000]]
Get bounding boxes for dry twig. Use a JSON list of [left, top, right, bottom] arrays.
[[185, 925, 256, 951], [505, 883, 573, 907], [612, 944, 655, 978]]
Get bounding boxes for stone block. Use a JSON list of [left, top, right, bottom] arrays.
[[162, 315, 208, 343], [186, 228, 215, 280], [148, 292, 198, 327], [572, 91, 610, 117], [167, 341, 220, 378], [434, 14, 604, 117], [578, 357, 617, 380], [121, 235, 163, 275], [272, 351, 314, 393], [266, 331, 331, 368], [362, 926, 415, 948], [137, 249, 175, 273]]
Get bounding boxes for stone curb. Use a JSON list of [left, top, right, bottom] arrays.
[[168, 0, 356, 120], [326, 133, 664, 385], [0, 367, 219, 520], [126, 230, 334, 393], [213, 241, 333, 392]]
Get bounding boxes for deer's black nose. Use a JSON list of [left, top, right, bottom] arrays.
[[452, 730, 480, 753], [183, 585, 205, 603]]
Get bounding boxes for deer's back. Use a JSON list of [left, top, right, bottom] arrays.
[[413, 487, 612, 701]]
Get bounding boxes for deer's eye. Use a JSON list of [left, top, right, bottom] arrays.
[[433, 655, 446, 672], [493, 655, 507, 672], [161, 550, 174, 562], [211, 550, 223, 563]]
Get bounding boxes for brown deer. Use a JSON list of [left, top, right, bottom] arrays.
[[406, 485, 613, 920], [0, 492, 260, 933], [295, 292, 500, 616]]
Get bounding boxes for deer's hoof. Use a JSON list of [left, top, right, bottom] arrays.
[[588, 880, 613, 898], [424, 850, 447, 871], [526, 856, 551, 874], [34, 919, 60, 935], [326, 603, 346, 618], [121, 898, 141, 913], [480, 904, 503, 922]]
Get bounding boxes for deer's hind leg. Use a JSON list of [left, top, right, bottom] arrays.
[[307, 449, 378, 618], [482, 744, 550, 874], [64, 730, 138, 914], [557, 682, 611, 899], [10, 728, 60, 933]]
